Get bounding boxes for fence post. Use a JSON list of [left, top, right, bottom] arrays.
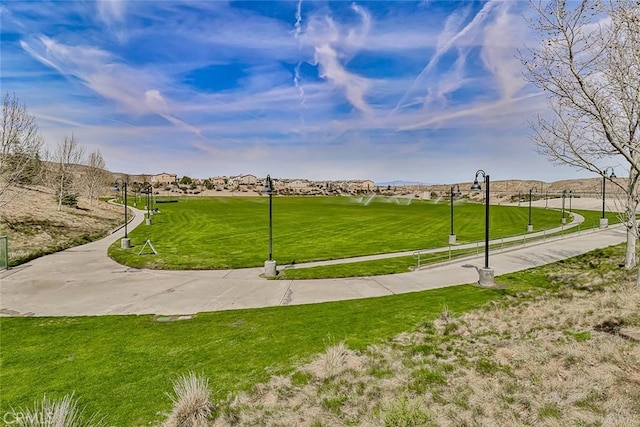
[[0, 236, 8, 270]]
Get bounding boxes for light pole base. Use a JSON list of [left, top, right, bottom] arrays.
[[478, 267, 495, 287], [527, 224, 533, 232], [121, 238, 131, 249], [561, 217, 567, 224], [448, 234, 456, 245], [600, 218, 609, 229], [264, 260, 277, 278], [146, 217, 152, 225]]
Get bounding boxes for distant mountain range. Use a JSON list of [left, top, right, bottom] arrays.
[[375, 180, 431, 187]]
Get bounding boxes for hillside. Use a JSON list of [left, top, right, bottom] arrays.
[[0, 185, 122, 265]]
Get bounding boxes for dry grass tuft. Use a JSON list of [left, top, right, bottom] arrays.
[[306, 341, 352, 379], [162, 372, 215, 427]]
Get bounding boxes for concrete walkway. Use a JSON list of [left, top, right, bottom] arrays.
[[0, 198, 629, 317]]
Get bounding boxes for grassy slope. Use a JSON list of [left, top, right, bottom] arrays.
[[109, 196, 566, 269], [0, 285, 499, 426]]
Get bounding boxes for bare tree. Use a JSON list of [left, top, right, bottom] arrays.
[[0, 92, 44, 207], [521, 0, 640, 272], [46, 135, 85, 211], [81, 149, 109, 206]]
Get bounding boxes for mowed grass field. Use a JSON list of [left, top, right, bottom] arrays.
[[109, 196, 565, 269]]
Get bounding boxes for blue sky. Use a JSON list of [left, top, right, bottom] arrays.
[[1, 0, 592, 183]]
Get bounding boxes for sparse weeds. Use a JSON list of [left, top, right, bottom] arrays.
[[408, 368, 447, 394], [383, 397, 432, 427]]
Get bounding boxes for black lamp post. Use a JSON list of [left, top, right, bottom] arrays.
[[527, 186, 538, 232], [601, 167, 616, 228], [545, 191, 548, 209], [142, 183, 152, 225], [262, 175, 276, 277], [568, 190, 573, 214], [449, 184, 461, 244], [561, 190, 567, 224], [470, 170, 493, 286], [113, 178, 130, 248]]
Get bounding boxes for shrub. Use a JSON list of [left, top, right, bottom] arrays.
[[161, 372, 214, 427]]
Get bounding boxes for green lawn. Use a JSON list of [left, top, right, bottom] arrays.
[[109, 196, 567, 269], [279, 208, 618, 279]]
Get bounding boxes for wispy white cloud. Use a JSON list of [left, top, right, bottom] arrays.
[[0, 1, 586, 183], [314, 44, 372, 114], [392, 1, 499, 114], [20, 35, 201, 136], [299, 3, 374, 114], [97, 0, 126, 26], [481, 2, 528, 100]]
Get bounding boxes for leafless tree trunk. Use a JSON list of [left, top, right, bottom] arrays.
[[46, 135, 84, 211], [0, 92, 43, 207], [81, 149, 109, 206], [522, 0, 640, 274]]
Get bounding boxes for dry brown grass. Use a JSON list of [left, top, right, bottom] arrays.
[[0, 185, 121, 264], [207, 278, 640, 426]]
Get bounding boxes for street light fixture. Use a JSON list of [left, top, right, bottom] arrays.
[[601, 167, 616, 228], [561, 190, 567, 224], [142, 183, 152, 225], [470, 169, 493, 286], [449, 184, 462, 244], [527, 186, 538, 232], [568, 190, 573, 215], [262, 175, 276, 277], [113, 178, 130, 249]]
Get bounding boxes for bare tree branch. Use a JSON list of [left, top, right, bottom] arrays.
[[45, 135, 85, 211], [0, 92, 44, 208], [81, 149, 109, 206], [521, 0, 640, 270]]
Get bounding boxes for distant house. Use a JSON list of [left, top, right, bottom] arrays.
[[348, 180, 375, 192], [211, 176, 227, 187], [152, 173, 177, 186], [239, 174, 257, 185], [284, 179, 310, 189], [229, 174, 257, 187]]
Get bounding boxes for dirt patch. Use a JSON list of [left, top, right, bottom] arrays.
[[0, 185, 122, 265]]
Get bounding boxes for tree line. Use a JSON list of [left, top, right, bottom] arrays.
[[0, 92, 110, 211]]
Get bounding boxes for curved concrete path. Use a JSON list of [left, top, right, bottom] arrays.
[[0, 199, 628, 317]]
